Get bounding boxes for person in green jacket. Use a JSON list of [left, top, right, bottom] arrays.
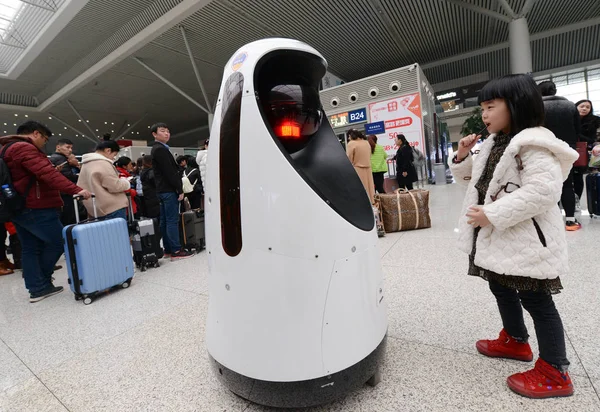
[[368, 135, 388, 194]]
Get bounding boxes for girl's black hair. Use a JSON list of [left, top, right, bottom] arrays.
[[477, 74, 545, 135], [115, 156, 132, 168], [347, 129, 366, 140], [95, 140, 120, 152], [396, 133, 409, 146]]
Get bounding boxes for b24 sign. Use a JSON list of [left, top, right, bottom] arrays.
[[348, 108, 367, 124]]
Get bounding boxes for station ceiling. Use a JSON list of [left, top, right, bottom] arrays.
[[0, 0, 598, 153]]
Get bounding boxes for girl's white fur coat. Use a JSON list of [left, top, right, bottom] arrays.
[[450, 127, 578, 279]]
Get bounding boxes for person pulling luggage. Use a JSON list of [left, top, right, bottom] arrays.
[[0, 121, 91, 303], [76, 141, 131, 220]]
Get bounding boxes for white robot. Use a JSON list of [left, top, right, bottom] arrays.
[[205, 38, 388, 408]]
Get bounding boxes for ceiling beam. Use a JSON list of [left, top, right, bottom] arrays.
[[497, 0, 516, 18], [0, 41, 26, 49], [115, 118, 129, 137], [37, 0, 214, 112], [217, 0, 277, 36], [519, 0, 537, 17], [367, 0, 412, 59], [117, 113, 148, 139], [48, 112, 98, 144], [0, 104, 38, 112], [2, 0, 90, 80], [422, 16, 600, 70], [442, 0, 512, 23], [67, 100, 98, 139], [19, 0, 57, 12], [216, 0, 347, 82], [133, 57, 211, 115], [180, 25, 213, 113]]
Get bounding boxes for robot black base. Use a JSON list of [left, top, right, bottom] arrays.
[[209, 335, 387, 409]]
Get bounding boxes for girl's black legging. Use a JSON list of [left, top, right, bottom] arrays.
[[373, 172, 385, 194], [573, 168, 585, 199], [488, 279, 569, 370], [561, 169, 576, 218]]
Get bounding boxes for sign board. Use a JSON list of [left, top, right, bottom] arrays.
[[348, 108, 367, 124], [364, 121, 385, 135], [368, 92, 423, 159], [329, 112, 349, 128]]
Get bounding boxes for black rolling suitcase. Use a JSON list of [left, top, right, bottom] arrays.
[[180, 209, 205, 252], [127, 195, 163, 271], [586, 172, 600, 218], [131, 218, 163, 271]]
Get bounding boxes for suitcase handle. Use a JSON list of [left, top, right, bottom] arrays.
[[73, 194, 96, 223], [125, 192, 135, 223]]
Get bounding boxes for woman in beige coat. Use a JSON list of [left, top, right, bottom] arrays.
[[347, 129, 375, 204], [76, 141, 131, 219]]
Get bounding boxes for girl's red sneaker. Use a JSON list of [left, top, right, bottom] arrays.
[[507, 358, 574, 398], [476, 329, 533, 362]]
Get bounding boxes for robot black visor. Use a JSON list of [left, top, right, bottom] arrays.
[[256, 50, 325, 154], [265, 84, 322, 142]]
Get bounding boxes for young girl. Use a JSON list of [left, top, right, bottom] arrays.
[[450, 74, 578, 399]]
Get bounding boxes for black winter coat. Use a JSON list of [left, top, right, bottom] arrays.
[[140, 168, 160, 218], [580, 114, 600, 145], [151, 142, 183, 194], [542, 96, 581, 149], [394, 145, 417, 182], [48, 152, 78, 183]]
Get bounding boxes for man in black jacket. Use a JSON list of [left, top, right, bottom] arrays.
[[539, 81, 582, 231], [140, 155, 160, 218], [150, 123, 193, 260], [49, 138, 81, 225]]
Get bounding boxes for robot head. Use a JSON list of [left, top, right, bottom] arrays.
[[212, 40, 375, 257]]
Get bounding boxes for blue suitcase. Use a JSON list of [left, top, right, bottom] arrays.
[[586, 173, 600, 217], [63, 195, 134, 305]]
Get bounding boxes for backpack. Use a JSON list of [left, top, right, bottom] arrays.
[[182, 169, 198, 194], [411, 146, 425, 166], [0, 143, 35, 223]]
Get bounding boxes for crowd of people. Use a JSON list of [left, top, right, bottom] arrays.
[[346, 129, 419, 203], [0, 121, 208, 303]]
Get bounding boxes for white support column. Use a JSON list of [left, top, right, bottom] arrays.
[[509, 17, 533, 73], [208, 113, 214, 131]]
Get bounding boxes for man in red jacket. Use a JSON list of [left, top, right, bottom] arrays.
[[0, 121, 91, 303]]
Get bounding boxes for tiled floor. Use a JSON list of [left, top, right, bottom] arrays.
[[1, 183, 599, 412]]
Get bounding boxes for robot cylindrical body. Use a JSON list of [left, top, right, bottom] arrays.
[[205, 38, 387, 408]]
